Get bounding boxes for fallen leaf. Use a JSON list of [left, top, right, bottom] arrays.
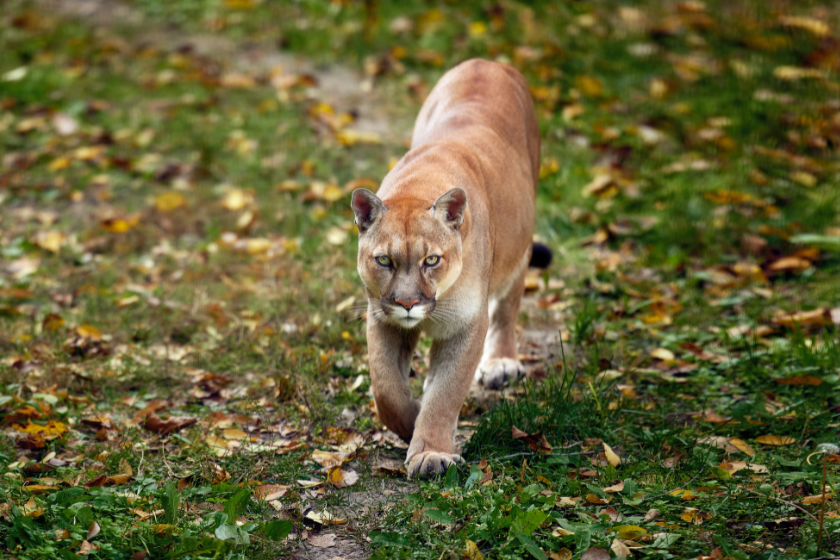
[[550, 548, 573, 560], [772, 308, 829, 327], [78, 540, 100, 555], [465, 539, 485, 560], [144, 413, 197, 435], [307, 532, 337, 548], [611, 539, 631, 558], [586, 493, 612, 505], [327, 467, 359, 489], [581, 546, 610, 560], [755, 435, 796, 446], [779, 16, 830, 37], [254, 484, 289, 501], [311, 450, 346, 468], [604, 481, 625, 493], [87, 521, 101, 540], [613, 525, 647, 539], [154, 191, 187, 212], [719, 461, 768, 474], [775, 375, 823, 386], [803, 493, 834, 504], [21, 497, 42, 517], [604, 443, 621, 467], [305, 509, 347, 525], [730, 438, 756, 456], [650, 348, 676, 361]]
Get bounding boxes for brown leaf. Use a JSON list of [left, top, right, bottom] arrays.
[[306, 532, 337, 548], [42, 313, 64, 332], [604, 481, 625, 493], [78, 540, 100, 555], [144, 413, 197, 435], [511, 426, 528, 439], [772, 308, 830, 328], [87, 521, 101, 540], [775, 375, 823, 386], [311, 450, 346, 469], [586, 493, 612, 505], [611, 538, 631, 559], [581, 546, 610, 560], [128, 399, 169, 425], [254, 484, 289, 501]]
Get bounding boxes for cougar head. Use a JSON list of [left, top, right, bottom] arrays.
[[351, 187, 467, 329]]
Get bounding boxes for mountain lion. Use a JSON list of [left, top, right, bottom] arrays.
[[351, 59, 546, 477]]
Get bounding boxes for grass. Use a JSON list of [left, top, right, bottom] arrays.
[[1, 0, 839, 558]]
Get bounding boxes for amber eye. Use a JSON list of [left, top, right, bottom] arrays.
[[424, 255, 440, 266], [376, 255, 392, 267]]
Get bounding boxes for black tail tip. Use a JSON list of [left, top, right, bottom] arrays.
[[529, 242, 553, 269]]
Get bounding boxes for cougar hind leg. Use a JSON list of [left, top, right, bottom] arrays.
[[474, 255, 528, 389]]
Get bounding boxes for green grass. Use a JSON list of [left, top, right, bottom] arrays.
[[1, 0, 839, 558]]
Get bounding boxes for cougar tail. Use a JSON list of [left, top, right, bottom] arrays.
[[529, 242, 553, 269]]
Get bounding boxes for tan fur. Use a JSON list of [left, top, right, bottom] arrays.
[[351, 59, 540, 477]]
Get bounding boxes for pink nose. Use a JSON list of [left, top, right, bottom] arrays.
[[395, 299, 420, 310]]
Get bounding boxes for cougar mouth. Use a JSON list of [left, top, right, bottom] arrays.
[[381, 298, 436, 328]]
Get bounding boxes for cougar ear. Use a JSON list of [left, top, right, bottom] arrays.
[[432, 188, 467, 230], [351, 188, 386, 234]]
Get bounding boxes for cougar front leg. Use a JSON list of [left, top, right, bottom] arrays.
[[368, 320, 421, 441], [406, 314, 488, 477]]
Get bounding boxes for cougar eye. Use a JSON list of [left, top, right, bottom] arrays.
[[424, 255, 440, 266], [376, 255, 392, 267]]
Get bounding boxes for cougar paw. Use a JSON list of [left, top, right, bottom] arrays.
[[406, 451, 463, 478], [474, 357, 522, 389]]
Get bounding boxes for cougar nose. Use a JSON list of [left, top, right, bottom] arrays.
[[395, 298, 420, 310]]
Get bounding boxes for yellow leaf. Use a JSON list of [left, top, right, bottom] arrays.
[[803, 493, 834, 504], [77, 324, 102, 340], [468, 21, 487, 38], [321, 183, 344, 202], [465, 540, 485, 560], [336, 129, 382, 146], [755, 435, 796, 446], [550, 548, 573, 560], [34, 231, 65, 253], [650, 347, 676, 361], [221, 188, 253, 211], [222, 428, 248, 441], [14, 420, 68, 439], [22, 497, 43, 517], [730, 438, 756, 455], [575, 75, 603, 97], [612, 525, 647, 539], [42, 313, 64, 332], [101, 214, 140, 233], [779, 16, 830, 36], [48, 157, 71, 171], [604, 443, 621, 467], [154, 191, 187, 212], [773, 66, 825, 81]]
